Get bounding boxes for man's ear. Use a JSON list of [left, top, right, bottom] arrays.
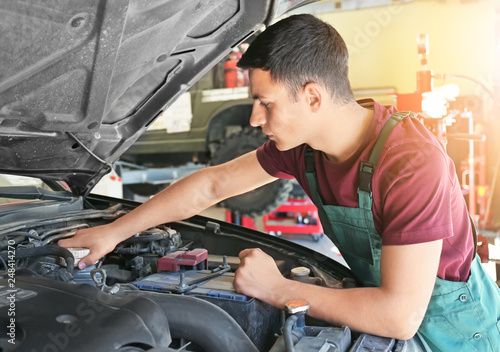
[[303, 83, 322, 113]]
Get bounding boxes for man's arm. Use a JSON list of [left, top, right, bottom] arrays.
[[234, 239, 442, 340], [59, 150, 277, 269]]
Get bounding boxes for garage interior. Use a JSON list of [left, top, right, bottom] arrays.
[[1, 0, 499, 351], [116, 0, 500, 285]]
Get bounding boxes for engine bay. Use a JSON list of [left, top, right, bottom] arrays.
[[0, 197, 408, 351]]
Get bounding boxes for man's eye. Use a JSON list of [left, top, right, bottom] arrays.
[[260, 102, 270, 109]]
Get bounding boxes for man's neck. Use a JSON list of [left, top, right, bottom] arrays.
[[311, 101, 374, 163]]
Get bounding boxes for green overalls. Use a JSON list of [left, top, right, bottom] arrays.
[[304, 111, 500, 351]]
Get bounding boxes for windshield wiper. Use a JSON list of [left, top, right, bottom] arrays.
[[0, 186, 75, 201]]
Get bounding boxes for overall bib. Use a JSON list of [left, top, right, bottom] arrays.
[[304, 111, 500, 351]]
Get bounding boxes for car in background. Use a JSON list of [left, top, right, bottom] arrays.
[[0, 1, 412, 351], [119, 45, 293, 217]]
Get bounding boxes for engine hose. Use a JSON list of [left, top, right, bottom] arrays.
[[41, 231, 77, 245], [0, 236, 26, 250], [0, 245, 74, 274], [114, 247, 150, 254], [122, 232, 165, 243], [1, 231, 42, 241], [284, 315, 299, 352]]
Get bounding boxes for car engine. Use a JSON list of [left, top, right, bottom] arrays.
[[0, 196, 408, 352]]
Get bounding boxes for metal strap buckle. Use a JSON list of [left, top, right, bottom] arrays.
[[358, 161, 374, 196]]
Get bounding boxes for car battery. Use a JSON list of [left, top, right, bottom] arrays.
[[132, 270, 247, 301], [132, 270, 281, 352]]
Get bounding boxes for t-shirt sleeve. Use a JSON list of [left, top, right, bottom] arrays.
[[374, 141, 455, 246], [256, 141, 297, 179]]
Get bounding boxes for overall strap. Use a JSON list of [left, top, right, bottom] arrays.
[[470, 215, 478, 255], [305, 148, 323, 206], [358, 111, 417, 209]]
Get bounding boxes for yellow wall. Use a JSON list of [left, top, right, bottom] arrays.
[[317, 0, 497, 97]]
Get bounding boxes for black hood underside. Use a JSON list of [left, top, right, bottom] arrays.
[[0, 0, 295, 195]]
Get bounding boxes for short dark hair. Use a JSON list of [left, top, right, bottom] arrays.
[[237, 14, 354, 103]]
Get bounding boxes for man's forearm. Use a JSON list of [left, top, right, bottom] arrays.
[[236, 250, 422, 339], [235, 243, 440, 341], [59, 152, 277, 269], [109, 166, 222, 241], [267, 279, 423, 340], [108, 151, 276, 242]]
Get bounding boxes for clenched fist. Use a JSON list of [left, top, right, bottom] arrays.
[[234, 248, 288, 307]]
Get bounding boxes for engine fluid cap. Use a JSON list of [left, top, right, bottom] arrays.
[[285, 299, 309, 314], [291, 266, 310, 277], [67, 247, 91, 267]]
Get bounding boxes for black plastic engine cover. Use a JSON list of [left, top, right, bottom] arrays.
[[0, 268, 171, 352]]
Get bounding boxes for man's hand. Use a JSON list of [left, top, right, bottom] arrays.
[[234, 248, 288, 306], [234, 240, 442, 340], [58, 224, 122, 269]]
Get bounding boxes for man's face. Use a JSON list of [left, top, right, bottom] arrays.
[[249, 69, 310, 151]]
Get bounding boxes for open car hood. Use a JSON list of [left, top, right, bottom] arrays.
[[0, 0, 312, 196]]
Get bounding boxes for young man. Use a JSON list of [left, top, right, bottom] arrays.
[[60, 14, 500, 351]]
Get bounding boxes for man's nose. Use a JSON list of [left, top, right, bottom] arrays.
[[250, 104, 265, 127]]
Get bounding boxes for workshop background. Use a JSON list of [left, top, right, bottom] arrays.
[[109, 0, 500, 281]]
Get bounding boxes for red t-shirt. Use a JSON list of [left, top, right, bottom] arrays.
[[256, 99, 474, 282]]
